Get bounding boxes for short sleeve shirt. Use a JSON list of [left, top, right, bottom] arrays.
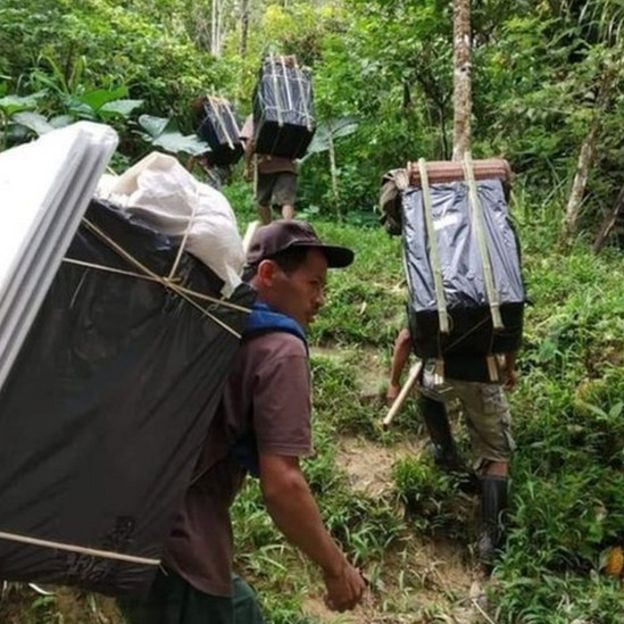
[[163, 332, 313, 596]]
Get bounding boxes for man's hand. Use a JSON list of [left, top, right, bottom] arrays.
[[322, 560, 366, 612], [385, 382, 401, 407], [503, 367, 517, 391], [260, 454, 366, 612]]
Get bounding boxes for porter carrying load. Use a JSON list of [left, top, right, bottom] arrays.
[[380, 154, 524, 383], [252, 54, 315, 159], [196, 95, 244, 166]]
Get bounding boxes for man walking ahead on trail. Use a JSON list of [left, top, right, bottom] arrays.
[[387, 327, 517, 567], [241, 115, 298, 224], [122, 220, 366, 623]]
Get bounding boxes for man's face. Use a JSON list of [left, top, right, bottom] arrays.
[[261, 248, 328, 328]]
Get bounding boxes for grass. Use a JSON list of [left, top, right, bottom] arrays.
[[227, 185, 624, 622], [3, 181, 624, 622]]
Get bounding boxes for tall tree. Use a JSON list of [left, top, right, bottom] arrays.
[[209, 0, 230, 57], [239, 0, 249, 57], [563, 60, 618, 242], [560, 0, 624, 243], [452, 0, 471, 161]]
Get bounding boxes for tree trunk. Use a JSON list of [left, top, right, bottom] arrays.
[[562, 62, 618, 243], [452, 0, 472, 161], [593, 185, 624, 252], [216, 0, 223, 57], [402, 81, 412, 111], [562, 118, 599, 242], [240, 0, 249, 57], [210, 0, 226, 57], [439, 105, 450, 160], [211, 0, 216, 55], [328, 131, 340, 217]]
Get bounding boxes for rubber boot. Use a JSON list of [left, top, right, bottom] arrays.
[[420, 396, 478, 492], [419, 396, 463, 471], [477, 475, 508, 567]]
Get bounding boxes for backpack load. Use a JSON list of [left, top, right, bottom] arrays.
[[0, 200, 253, 596], [0, 121, 118, 396], [381, 155, 524, 381], [0, 128, 254, 596], [252, 54, 315, 159], [197, 96, 244, 166]]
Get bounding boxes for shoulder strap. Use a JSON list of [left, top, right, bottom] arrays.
[[244, 302, 308, 352]]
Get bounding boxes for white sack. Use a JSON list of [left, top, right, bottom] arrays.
[[97, 152, 243, 296]]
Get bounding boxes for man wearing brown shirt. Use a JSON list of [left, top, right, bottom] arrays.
[[240, 115, 298, 224], [122, 220, 365, 623]]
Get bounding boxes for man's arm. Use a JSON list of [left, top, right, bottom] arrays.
[[386, 328, 412, 405], [259, 453, 365, 612], [242, 138, 255, 181], [240, 116, 255, 180]]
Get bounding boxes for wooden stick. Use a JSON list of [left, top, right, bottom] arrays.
[[382, 360, 423, 429], [472, 598, 497, 624]]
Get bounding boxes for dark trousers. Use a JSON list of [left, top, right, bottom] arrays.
[[120, 569, 265, 624]]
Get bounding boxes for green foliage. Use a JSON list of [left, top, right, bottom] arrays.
[[2, 1, 624, 622], [137, 114, 209, 156], [490, 571, 624, 623], [3, 0, 624, 228], [392, 456, 473, 537], [0, 84, 145, 150], [308, 222, 404, 346], [0, 0, 226, 158]]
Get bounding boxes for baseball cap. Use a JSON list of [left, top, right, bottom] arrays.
[[246, 220, 354, 268]]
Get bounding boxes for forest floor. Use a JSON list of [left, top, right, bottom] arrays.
[[3, 215, 624, 623]]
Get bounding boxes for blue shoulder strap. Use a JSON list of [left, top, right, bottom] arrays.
[[244, 301, 308, 351]]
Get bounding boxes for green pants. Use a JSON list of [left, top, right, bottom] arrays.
[[120, 569, 265, 624]]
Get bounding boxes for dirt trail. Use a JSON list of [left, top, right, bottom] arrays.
[[336, 435, 426, 498], [311, 344, 388, 403], [302, 417, 486, 623]]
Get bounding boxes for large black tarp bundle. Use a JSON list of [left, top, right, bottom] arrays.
[[0, 200, 253, 596], [401, 178, 525, 365], [197, 97, 243, 166], [253, 55, 315, 159]]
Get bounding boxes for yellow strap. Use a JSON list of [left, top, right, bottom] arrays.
[[418, 158, 449, 335], [269, 53, 284, 126], [280, 55, 294, 110], [62, 258, 250, 314], [207, 95, 235, 150], [79, 218, 246, 338], [293, 56, 313, 131], [462, 151, 503, 330]]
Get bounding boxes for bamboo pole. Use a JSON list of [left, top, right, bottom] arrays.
[[382, 360, 423, 429]]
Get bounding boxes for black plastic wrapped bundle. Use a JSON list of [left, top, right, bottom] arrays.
[[197, 97, 243, 166], [402, 179, 525, 363], [0, 200, 254, 596], [253, 56, 315, 158]]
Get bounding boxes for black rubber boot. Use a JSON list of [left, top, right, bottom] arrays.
[[478, 475, 508, 567], [420, 396, 462, 471], [420, 396, 478, 493]]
